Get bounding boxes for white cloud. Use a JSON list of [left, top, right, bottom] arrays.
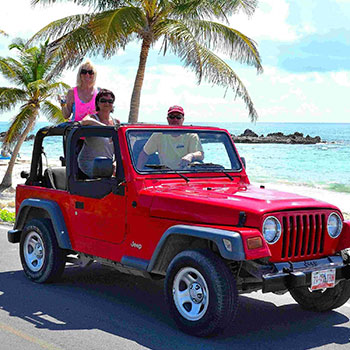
[[229, 0, 299, 41], [1, 1, 85, 38], [330, 72, 350, 87]]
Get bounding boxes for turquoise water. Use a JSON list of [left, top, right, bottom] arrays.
[[1, 121, 349, 193]]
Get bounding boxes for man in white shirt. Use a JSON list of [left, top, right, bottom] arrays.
[[136, 105, 204, 169]]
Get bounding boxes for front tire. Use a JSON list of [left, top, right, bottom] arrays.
[[20, 218, 66, 283], [164, 249, 238, 337], [290, 280, 350, 312]]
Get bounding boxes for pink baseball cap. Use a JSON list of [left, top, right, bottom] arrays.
[[168, 105, 184, 116]]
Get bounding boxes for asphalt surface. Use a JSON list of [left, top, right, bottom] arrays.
[[1, 223, 350, 349]]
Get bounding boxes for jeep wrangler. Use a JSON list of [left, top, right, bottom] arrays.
[[8, 122, 350, 337]]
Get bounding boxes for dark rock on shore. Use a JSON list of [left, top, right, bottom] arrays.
[[232, 129, 322, 144]]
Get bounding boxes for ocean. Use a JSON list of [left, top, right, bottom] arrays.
[[1, 121, 349, 195]]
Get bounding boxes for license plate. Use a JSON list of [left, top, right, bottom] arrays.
[[311, 269, 336, 290]]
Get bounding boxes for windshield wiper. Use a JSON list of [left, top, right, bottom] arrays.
[[145, 164, 189, 183], [188, 162, 234, 181], [188, 162, 224, 169], [220, 170, 234, 181]]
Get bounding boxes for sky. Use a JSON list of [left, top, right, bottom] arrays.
[[0, 0, 350, 124]]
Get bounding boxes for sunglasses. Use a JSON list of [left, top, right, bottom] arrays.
[[80, 69, 94, 75], [168, 115, 183, 120], [99, 98, 114, 104]]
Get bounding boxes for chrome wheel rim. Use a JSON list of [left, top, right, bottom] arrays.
[[172, 267, 209, 321], [23, 231, 45, 272]]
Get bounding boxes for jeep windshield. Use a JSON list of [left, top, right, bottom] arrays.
[[127, 129, 242, 173]]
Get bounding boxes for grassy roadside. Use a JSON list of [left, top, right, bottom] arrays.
[[0, 209, 15, 223]]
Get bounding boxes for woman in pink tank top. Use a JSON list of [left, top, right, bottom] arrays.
[[60, 60, 98, 122]]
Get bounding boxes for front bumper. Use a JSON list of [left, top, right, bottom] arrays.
[[262, 255, 350, 293], [8, 229, 21, 243]]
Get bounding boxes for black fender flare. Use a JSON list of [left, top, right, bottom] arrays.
[[147, 224, 245, 273], [13, 198, 72, 249]]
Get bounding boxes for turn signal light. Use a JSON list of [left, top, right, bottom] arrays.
[[247, 236, 263, 250]]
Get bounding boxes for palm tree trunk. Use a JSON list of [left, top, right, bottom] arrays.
[[0, 115, 37, 192], [128, 39, 151, 123]]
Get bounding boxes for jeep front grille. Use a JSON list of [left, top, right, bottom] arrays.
[[281, 213, 326, 260]]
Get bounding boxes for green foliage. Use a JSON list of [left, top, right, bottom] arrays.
[[31, 0, 263, 122], [0, 209, 15, 222], [0, 39, 69, 146], [0, 39, 70, 190]]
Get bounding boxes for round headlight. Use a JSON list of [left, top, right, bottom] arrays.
[[327, 212, 342, 238], [263, 216, 281, 244]]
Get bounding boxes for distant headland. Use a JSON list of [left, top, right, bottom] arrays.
[[231, 129, 323, 144]]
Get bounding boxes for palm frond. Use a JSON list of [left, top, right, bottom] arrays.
[[171, 0, 257, 22], [38, 81, 70, 102], [32, 0, 128, 10], [89, 8, 146, 56], [184, 20, 263, 72], [0, 57, 33, 87], [0, 87, 27, 112], [9, 38, 26, 51], [3, 104, 36, 145], [27, 79, 49, 92], [29, 13, 94, 45], [170, 38, 259, 121], [41, 100, 66, 124], [0, 58, 16, 80]]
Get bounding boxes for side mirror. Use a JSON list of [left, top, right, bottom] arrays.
[[20, 171, 29, 179], [92, 157, 113, 178], [240, 157, 246, 169]]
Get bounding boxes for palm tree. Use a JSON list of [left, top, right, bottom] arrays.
[[31, 0, 263, 123], [0, 39, 69, 191]]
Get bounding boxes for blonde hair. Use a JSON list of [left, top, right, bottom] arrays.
[[76, 60, 97, 87]]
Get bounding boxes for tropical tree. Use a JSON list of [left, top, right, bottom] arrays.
[[31, 0, 263, 123], [0, 39, 69, 191]]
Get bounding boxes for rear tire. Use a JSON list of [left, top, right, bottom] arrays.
[[20, 218, 66, 283], [164, 249, 238, 337], [290, 280, 350, 311]]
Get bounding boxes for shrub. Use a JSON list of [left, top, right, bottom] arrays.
[[0, 209, 15, 222]]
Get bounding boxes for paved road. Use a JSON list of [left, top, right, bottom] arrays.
[[1, 223, 350, 349]]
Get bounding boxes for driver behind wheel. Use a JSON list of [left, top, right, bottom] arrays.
[[136, 105, 204, 169]]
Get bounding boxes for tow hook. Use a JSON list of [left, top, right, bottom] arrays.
[[341, 249, 350, 264]]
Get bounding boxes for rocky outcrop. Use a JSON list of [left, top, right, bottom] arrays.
[[232, 129, 322, 144]]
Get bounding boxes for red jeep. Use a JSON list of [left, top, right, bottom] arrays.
[[8, 122, 350, 337]]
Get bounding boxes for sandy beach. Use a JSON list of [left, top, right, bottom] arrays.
[[0, 159, 349, 220]]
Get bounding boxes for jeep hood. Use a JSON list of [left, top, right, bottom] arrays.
[[144, 182, 338, 226]]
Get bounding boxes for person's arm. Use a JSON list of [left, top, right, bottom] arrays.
[[180, 134, 204, 166], [80, 115, 106, 126], [136, 150, 149, 169], [136, 133, 159, 169], [181, 150, 204, 163], [61, 89, 74, 120]]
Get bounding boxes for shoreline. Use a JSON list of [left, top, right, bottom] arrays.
[[0, 160, 349, 220]]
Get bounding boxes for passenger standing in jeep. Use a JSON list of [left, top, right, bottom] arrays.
[[78, 89, 119, 178], [59, 60, 98, 122]]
